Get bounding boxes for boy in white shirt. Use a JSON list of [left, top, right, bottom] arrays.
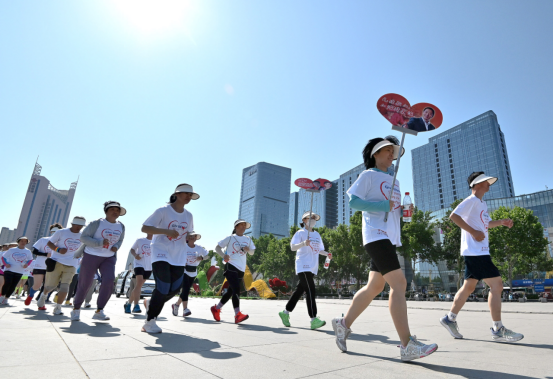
[[440, 171, 523, 343]]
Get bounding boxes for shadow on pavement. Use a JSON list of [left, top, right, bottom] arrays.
[[143, 332, 242, 359], [59, 321, 122, 337], [237, 324, 298, 335]]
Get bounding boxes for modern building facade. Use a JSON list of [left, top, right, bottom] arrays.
[[10, 162, 78, 247], [412, 111, 514, 212], [238, 162, 291, 238]]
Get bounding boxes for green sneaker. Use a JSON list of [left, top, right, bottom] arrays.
[[311, 316, 326, 330], [279, 311, 291, 327]]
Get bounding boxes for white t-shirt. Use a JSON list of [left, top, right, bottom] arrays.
[[184, 244, 208, 277], [452, 194, 491, 256], [84, 219, 123, 258], [218, 234, 256, 273], [131, 238, 152, 271], [49, 228, 83, 267], [347, 169, 402, 246], [143, 204, 194, 266], [291, 228, 325, 275], [32, 236, 54, 270], [2, 248, 33, 275]]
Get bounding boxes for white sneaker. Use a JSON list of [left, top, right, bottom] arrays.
[[53, 304, 64, 315], [37, 294, 46, 308], [400, 336, 438, 361], [142, 319, 162, 334], [92, 310, 110, 320], [70, 309, 80, 321], [183, 308, 192, 317], [171, 303, 179, 316], [332, 318, 352, 352]]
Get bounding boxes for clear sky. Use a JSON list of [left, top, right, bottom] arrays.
[[2, 1, 552, 273]]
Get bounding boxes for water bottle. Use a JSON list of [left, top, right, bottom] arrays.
[[403, 192, 412, 222]]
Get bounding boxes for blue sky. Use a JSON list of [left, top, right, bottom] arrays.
[[2, 1, 552, 272]]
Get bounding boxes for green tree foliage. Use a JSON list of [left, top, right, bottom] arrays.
[[489, 206, 552, 289], [435, 199, 464, 290]]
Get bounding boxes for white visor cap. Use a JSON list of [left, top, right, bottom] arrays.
[[470, 174, 498, 188], [370, 140, 405, 160], [234, 219, 251, 229], [72, 217, 87, 226], [188, 231, 201, 240], [174, 184, 200, 200], [302, 211, 321, 221]]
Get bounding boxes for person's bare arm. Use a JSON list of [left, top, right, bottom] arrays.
[[449, 213, 485, 242]]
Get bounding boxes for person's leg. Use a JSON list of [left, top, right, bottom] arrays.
[[130, 275, 145, 306], [285, 277, 305, 313], [382, 269, 410, 347], [343, 271, 386, 328], [483, 276, 503, 324], [96, 255, 116, 310], [450, 278, 478, 316], [73, 253, 102, 310], [85, 279, 98, 304]]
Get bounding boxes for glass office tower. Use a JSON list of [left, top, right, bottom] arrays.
[[412, 111, 514, 212], [239, 162, 291, 238]]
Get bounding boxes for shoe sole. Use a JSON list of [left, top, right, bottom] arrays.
[[331, 319, 347, 352], [401, 345, 439, 361], [440, 319, 463, 339]]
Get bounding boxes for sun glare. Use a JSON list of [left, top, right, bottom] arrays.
[[113, 0, 193, 34]]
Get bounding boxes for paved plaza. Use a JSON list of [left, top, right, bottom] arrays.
[[1, 296, 551, 379]]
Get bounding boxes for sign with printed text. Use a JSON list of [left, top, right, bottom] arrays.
[[294, 178, 333, 191], [377, 93, 443, 133]]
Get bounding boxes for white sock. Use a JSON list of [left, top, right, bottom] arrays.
[[448, 311, 457, 322], [283, 310, 289, 315], [493, 320, 503, 331]]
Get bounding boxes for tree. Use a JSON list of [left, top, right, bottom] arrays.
[[435, 199, 464, 290], [489, 206, 552, 290]]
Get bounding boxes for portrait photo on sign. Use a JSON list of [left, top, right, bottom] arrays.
[[376, 93, 443, 133]]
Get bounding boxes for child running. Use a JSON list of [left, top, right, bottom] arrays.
[[331, 137, 438, 361], [141, 184, 199, 333], [125, 234, 153, 314], [0, 237, 33, 306], [439, 171, 523, 343], [279, 211, 331, 329], [171, 231, 206, 317], [211, 220, 256, 324]]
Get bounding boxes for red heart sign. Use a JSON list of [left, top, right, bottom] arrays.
[[377, 94, 443, 132], [294, 178, 333, 191]]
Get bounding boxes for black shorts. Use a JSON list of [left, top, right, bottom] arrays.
[[32, 269, 47, 276], [365, 239, 401, 276], [464, 255, 501, 281], [134, 267, 152, 280]]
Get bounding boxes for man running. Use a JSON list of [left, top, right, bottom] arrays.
[[440, 172, 523, 343]]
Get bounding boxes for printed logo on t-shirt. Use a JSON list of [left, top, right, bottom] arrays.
[[168, 220, 188, 241], [101, 229, 122, 245], [11, 251, 27, 263], [64, 238, 81, 252], [380, 182, 401, 210], [141, 244, 151, 257]]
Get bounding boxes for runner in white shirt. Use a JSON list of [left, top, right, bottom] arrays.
[[26, 224, 63, 306], [439, 171, 523, 343], [211, 220, 256, 324], [125, 234, 153, 314], [278, 212, 331, 330], [0, 237, 33, 306], [140, 183, 199, 334], [331, 136, 438, 361], [171, 232, 207, 317], [38, 217, 86, 315]]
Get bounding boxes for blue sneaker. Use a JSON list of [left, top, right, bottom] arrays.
[[132, 304, 142, 313], [439, 315, 463, 339], [124, 303, 131, 314]]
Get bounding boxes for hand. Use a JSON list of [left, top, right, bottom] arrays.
[[102, 239, 110, 246], [471, 230, 486, 242], [389, 200, 394, 211], [502, 219, 514, 228], [58, 248, 68, 254], [110, 247, 118, 253], [224, 254, 230, 262], [327, 253, 332, 260], [166, 229, 180, 239]]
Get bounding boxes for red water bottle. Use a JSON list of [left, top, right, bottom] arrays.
[[403, 192, 412, 222]]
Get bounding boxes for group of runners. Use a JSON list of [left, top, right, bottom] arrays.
[[0, 135, 524, 362]]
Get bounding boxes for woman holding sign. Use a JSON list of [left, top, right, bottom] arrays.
[[140, 184, 198, 333], [331, 137, 438, 362], [279, 211, 331, 330], [211, 220, 255, 324]]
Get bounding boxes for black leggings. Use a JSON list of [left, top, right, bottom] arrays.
[[1, 271, 23, 299], [179, 274, 196, 302], [286, 271, 317, 318], [220, 264, 244, 309], [147, 261, 184, 321]]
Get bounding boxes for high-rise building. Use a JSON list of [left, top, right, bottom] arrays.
[[239, 162, 291, 238], [11, 162, 78, 246], [412, 111, 514, 212]]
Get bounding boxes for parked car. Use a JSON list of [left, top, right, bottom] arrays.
[[115, 270, 133, 298]]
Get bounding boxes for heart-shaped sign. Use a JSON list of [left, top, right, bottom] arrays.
[[377, 93, 443, 132], [294, 178, 333, 191]]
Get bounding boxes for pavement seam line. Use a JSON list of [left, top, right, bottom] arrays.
[[47, 315, 91, 379]]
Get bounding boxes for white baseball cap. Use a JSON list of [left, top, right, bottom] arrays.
[[370, 139, 405, 160], [469, 174, 498, 188], [302, 211, 321, 221], [71, 216, 87, 226], [174, 184, 200, 200], [234, 219, 251, 229]]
